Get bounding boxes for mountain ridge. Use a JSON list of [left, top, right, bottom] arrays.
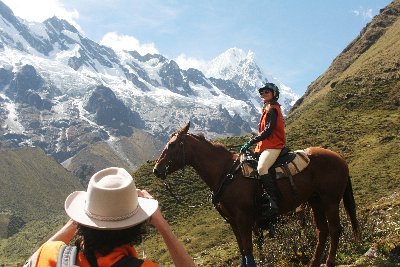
[[0, 0, 298, 168]]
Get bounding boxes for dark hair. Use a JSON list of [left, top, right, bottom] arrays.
[[74, 223, 146, 266]]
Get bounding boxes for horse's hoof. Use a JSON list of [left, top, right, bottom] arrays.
[[268, 226, 275, 238]]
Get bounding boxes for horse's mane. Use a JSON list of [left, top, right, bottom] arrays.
[[171, 127, 232, 154], [188, 133, 231, 153]]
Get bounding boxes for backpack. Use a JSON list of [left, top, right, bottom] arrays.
[[56, 245, 144, 267]]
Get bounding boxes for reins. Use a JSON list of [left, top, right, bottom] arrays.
[[226, 144, 242, 151], [164, 156, 242, 208], [160, 133, 242, 208], [163, 179, 185, 204], [211, 156, 242, 205]]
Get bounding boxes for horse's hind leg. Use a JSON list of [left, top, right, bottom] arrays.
[[325, 204, 343, 267], [309, 198, 329, 267]]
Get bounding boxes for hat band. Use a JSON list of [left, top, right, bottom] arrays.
[[84, 206, 139, 221]]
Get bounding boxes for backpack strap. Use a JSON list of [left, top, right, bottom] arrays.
[[56, 245, 79, 267], [112, 255, 144, 267], [55, 245, 143, 267]]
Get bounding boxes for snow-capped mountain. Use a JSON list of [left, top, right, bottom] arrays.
[[0, 0, 299, 163], [203, 48, 299, 115]]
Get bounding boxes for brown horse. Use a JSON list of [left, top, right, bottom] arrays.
[[153, 122, 360, 267]]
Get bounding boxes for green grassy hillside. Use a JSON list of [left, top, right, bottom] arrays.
[[0, 147, 83, 222], [0, 147, 83, 265], [292, 0, 400, 110], [286, 0, 400, 207]]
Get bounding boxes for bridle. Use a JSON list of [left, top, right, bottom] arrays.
[[160, 134, 190, 205], [159, 133, 242, 208], [162, 133, 186, 176]]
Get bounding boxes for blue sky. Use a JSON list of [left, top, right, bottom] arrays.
[[2, 0, 393, 95]]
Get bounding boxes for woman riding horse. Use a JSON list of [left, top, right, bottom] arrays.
[[153, 122, 360, 267], [240, 83, 286, 218]]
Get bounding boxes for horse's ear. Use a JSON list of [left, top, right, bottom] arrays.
[[180, 121, 190, 134]]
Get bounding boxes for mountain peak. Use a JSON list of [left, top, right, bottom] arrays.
[[44, 16, 80, 34], [219, 47, 254, 63], [205, 48, 256, 80]]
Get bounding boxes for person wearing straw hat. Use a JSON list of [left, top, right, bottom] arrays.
[[24, 167, 196, 267]]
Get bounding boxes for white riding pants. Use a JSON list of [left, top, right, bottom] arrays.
[[257, 149, 282, 176]]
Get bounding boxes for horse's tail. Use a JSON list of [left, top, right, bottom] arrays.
[[343, 176, 361, 241]]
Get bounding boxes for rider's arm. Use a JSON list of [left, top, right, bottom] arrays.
[[250, 108, 278, 144], [150, 209, 196, 267], [139, 190, 196, 267]]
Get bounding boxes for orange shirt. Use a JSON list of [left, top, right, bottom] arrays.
[[254, 103, 285, 153], [35, 241, 159, 267]]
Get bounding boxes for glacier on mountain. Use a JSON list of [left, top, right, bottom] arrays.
[[0, 0, 299, 163]]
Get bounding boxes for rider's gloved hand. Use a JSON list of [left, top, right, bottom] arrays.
[[240, 141, 252, 153]]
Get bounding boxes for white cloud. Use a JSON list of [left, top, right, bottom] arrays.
[[2, 0, 82, 32], [99, 32, 159, 55], [174, 54, 208, 71], [352, 7, 373, 21]]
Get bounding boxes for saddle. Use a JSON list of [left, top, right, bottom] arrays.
[[239, 148, 310, 233], [240, 147, 310, 180]]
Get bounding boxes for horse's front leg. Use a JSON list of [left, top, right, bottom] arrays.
[[230, 222, 256, 267], [216, 205, 255, 266], [229, 222, 246, 266], [232, 215, 257, 267]]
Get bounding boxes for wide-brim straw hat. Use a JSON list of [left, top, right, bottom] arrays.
[[65, 167, 158, 229]]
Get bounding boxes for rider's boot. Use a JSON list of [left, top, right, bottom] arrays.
[[260, 173, 279, 217]]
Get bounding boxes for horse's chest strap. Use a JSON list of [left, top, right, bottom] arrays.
[[211, 158, 241, 205]]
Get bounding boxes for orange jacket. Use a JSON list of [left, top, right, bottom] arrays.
[[35, 241, 159, 267], [254, 103, 285, 153]]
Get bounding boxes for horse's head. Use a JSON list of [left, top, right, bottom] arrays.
[[153, 122, 190, 179]]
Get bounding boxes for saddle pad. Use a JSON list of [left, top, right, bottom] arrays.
[[275, 150, 310, 179], [240, 150, 310, 179]]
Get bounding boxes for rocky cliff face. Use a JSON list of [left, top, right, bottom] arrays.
[[84, 85, 145, 136]]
